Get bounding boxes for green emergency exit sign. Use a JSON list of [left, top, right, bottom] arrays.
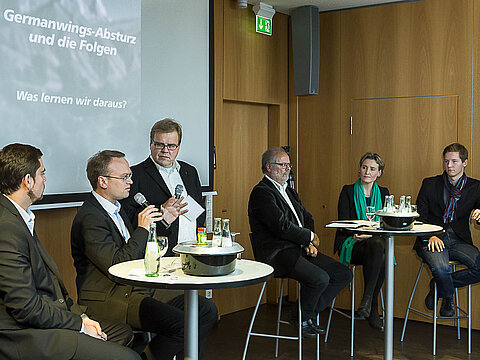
[[256, 15, 272, 35]]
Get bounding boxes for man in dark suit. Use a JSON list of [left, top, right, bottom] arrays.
[[248, 147, 352, 337], [0, 143, 140, 360], [71, 150, 217, 360], [121, 118, 205, 255], [415, 143, 480, 317]]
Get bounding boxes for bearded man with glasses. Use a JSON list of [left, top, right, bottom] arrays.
[[121, 118, 205, 255], [248, 147, 352, 338]]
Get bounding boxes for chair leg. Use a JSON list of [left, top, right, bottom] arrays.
[[275, 279, 285, 358], [468, 284, 471, 354], [433, 283, 437, 356], [380, 287, 385, 325], [350, 266, 355, 357], [401, 262, 424, 342], [324, 297, 335, 343], [297, 282, 302, 360], [316, 312, 320, 360], [242, 281, 267, 360]]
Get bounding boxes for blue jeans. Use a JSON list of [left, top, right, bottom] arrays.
[[416, 228, 480, 298]]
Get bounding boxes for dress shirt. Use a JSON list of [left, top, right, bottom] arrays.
[[264, 175, 314, 242], [150, 155, 196, 244], [92, 191, 130, 242], [3, 194, 35, 235]]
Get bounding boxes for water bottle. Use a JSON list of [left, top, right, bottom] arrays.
[[221, 219, 232, 247], [212, 218, 222, 247], [144, 222, 160, 277]]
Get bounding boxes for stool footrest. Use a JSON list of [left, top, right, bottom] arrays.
[[250, 332, 300, 341]]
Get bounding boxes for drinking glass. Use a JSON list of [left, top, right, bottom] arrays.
[[366, 206, 376, 224], [157, 236, 168, 269]]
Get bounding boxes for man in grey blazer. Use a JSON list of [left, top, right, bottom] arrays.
[[0, 143, 140, 360], [71, 150, 217, 360]]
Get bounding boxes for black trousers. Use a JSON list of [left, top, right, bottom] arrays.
[[284, 252, 352, 320], [350, 235, 385, 308], [127, 293, 218, 360]]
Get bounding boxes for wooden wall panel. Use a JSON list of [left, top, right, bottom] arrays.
[[35, 208, 78, 300], [293, 0, 480, 326], [223, 2, 289, 108]]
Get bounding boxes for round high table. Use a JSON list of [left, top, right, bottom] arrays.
[[344, 223, 443, 360], [108, 257, 274, 360]]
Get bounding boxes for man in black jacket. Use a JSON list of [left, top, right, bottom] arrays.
[[121, 119, 205, 255], [71, 150, 217, 360], [414, 143, 480, 316], [248, 147, 352, 337], [0, 144, 139, 360]]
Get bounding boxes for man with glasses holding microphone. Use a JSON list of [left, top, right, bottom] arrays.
[[121, 118, 205, 255]]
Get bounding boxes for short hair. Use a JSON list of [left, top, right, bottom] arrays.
[[359, 152, 385, 173], [150, 118, 183, 145], [87, 150, 125, 190], [261, 147, 288, 174], [0, 143, 43, 195], [443, 143, 468, 162]]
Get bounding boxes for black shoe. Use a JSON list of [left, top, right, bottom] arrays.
[[367, 310, 384, 332], [440, 296, 455, 317], [300, 318, 324, 338], [308, 318, 326, 335], [425, 279, 437, 310], [356, 295, 372, 318]]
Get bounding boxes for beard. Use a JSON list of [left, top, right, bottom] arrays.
[[27, 189, 43, 204]]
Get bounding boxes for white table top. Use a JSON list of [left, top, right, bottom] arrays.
[[346, 223, 444, 236], [108, 257, 274, 290]]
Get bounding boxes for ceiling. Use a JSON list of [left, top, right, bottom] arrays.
[[245, 0, 407, 14]]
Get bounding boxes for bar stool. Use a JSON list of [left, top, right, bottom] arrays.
[[400, 260, 471, 356], [324, 265, 384, 357], [242, 278, 320, 360]]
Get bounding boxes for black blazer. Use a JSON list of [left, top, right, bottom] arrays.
[[248, 177, 313, 276], [0, 195, 83, 358], [413, 174, 480, 249], [71, 193, 149, 323], [334, 183, 390, 254], [120, 157, 205, 255]]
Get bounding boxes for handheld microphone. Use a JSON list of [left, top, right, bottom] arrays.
[[174, 184, 183, 199], [134, 193, 150, 208]]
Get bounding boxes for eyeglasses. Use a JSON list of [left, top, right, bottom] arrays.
[[271, 162, 292, 169], [152, 141, 179, 151], [101, 173, 133, 182]]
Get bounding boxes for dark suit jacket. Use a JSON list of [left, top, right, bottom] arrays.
[[334, 183, 390, 254], [0, 195, 83, 359], [248, 177, 313, 276], [120, 157, 205, 255], [71, 193, 150, 323], [414, 174, 480, 249]]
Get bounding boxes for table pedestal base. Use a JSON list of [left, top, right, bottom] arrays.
[[185, 289, 198, 360]]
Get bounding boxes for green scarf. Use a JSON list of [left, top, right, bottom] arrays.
[[339, 179, 383, 266]]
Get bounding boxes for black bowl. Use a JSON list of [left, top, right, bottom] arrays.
[[377, 211, 419, 231]]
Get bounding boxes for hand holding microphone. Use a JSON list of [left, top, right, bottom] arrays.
[[134, 193, 163, 230]]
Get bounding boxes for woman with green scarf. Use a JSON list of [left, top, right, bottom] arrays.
[[334, 152, 389, 331]]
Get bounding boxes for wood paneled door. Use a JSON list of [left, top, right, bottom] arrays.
[[350, 95, 458, 319]]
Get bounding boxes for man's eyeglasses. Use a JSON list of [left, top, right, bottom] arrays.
[[101, 173, 133, 182], [152, 141, 179, 151], [271, 162, 292, 170]]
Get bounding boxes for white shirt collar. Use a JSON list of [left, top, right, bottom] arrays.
[[265, 175, 288, 193], [150, 155, 181, 175], [92, 191, 121, 215], [3, 194, 35, 235]]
